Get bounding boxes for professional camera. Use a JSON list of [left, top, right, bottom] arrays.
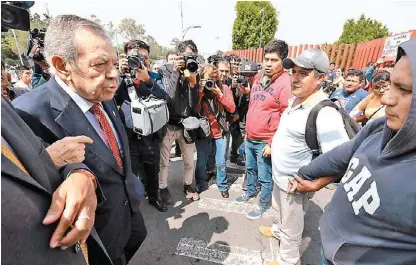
[[1, 1, 34, 32], [239, 60, 258, 77], [183, 53, 199, 73], [26, 28, 46, 61], [204, 78, 215, 90], [207, 54, 222, 65], [321, 80, 337, 96], [127, 50, 145, 71], [234, 60, 258, 87]]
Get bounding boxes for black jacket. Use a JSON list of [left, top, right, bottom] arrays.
[[159, 64, 199, 125], [12, 78, 145, 261], [226, 76, 250, 122], [1, 97, 112, 265]]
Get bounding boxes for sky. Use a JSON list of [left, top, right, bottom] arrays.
[[30, 0, 416, 57]]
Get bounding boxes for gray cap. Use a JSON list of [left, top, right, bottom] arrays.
[[282, 48, 329, 74]]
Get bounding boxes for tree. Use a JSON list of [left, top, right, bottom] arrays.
[[338, 14, 389, 44], [1, 12, 52, 65], [90, 14, 102, 26], [170, 38, 181, 48], [118, 18, 145, 40], [232, 1, 278, 49]]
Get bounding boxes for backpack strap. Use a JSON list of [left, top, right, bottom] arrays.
[[305, 100, 340, 159]]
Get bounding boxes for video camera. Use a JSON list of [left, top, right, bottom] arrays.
[[234, 60, 258, 87], [26, 28, 47, 61], [1, 1, 34, 32], [321, 80, 337, 96]]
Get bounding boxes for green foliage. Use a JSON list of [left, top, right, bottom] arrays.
[[1, 12, 171, 65], [338, 14, 389, 44], [1, 12, 52, 65], [232, 1, 278, 49], [118, 18, 146, 40]]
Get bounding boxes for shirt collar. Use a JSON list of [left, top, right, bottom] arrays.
[[260, 72, 270, 88], [288, 90, 328, 110], [55, 76, 94, 114]]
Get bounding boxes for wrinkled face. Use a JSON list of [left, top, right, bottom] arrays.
[[291, 65, 322, 100], [344, 75, 361, 93], [127, 47, 150, 68], [66, 28, 119, 103], [20, 70, 32, 85], [380, 56, 412, 131], [218, 61, 230, 82], [263, 52, 283, 77], [167, 54, 176, 64]]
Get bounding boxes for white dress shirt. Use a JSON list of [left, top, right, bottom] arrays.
[[55, 76, 122, 153]]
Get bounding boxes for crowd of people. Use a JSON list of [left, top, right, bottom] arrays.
[[2, 14, 416, 265]]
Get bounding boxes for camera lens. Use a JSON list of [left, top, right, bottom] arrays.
[[186, 59, 198, 73], [128, 56, 143, 70], [205, 79, 215, 90]]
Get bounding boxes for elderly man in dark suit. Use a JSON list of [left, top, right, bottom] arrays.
[[1, 96, 112, 265], [13, 15, 146, 265]]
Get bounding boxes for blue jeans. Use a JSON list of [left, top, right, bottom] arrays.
[[245, 139, 272, 209], [206, 138, 216, 173], [215, 134, 229, 191], [195, 137, 212, 191]]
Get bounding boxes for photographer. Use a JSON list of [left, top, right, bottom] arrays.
[[158, 40, 200, 204], [195, 64, 235, 197], [26, 28, 50, 88], [115, 40, 168, 212], [229, 55, 251, 166]]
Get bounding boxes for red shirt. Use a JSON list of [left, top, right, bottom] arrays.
[[246, 70, 292, 145]]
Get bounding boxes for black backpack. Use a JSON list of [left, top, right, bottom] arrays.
[[305, 99, 361, 159]]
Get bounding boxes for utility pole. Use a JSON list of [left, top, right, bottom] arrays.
[[180, 1, 184, 36], [259, 8, 265, 48], [12, 29, 24, 65], [115, 30, 120, 56]]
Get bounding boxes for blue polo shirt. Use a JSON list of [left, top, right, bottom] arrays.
[[330, 88, 368, 113]]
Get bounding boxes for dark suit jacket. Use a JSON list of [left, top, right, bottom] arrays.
[[1, 97, 112, 265], [12, 78, 145, 261]]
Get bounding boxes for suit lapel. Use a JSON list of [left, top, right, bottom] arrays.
[[1, 154, 50, 195], [49, 80, 123, 175]]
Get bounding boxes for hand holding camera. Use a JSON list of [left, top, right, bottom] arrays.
[[173, 56, 185, 72], [135, 67, 151, 83], [119, 57, 129, 75], [204, 78, 223, 98]]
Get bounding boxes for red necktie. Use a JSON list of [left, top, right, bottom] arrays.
[[90, 104, 124, 171]]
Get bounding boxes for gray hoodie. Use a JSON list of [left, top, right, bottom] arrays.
[[298, 39, 416, 265]]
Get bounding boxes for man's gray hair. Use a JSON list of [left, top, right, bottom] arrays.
[[44, 15, 111, 74]]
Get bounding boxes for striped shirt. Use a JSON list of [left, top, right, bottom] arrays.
[[271, 90, 350, 192]]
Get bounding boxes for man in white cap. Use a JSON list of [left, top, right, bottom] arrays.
[[258, 48, 350, 265]]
